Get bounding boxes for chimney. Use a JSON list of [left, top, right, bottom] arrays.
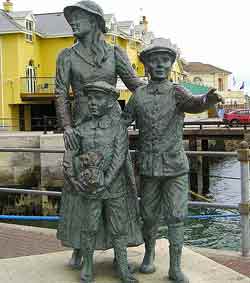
[[142, 16, 148, 33], [3, 0, 13, 12]]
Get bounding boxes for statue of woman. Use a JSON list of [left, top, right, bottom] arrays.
[[55, 0, 145, 144], [55, 0, 144, 269]]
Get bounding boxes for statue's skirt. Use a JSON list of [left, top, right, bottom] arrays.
[[57, 157, 143, 250]]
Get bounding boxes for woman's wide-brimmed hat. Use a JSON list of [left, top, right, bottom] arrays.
[[64, 0, 107, 33]]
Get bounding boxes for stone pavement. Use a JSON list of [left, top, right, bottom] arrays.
[[1, 240, 250, 283], [0, 223, 250, 282], [191, 247, 250, 278], [0, 223, 66, 258]]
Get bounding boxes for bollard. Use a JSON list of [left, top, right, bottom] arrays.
[[237, 141, 250, 257]]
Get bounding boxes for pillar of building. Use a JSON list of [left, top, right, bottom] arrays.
[[24, 105, 31, 131]]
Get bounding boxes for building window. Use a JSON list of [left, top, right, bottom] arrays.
[[26, 20, 33, 31], [218, 78, 224, 91], [25, 20, 33, 42], [26, 62, 36, 93], [193, 77, 203, 85], [129, 40, 136, 49], [25, 33, 33, 42], [110, 23, 118, 33], [109, 35, 116, 45]]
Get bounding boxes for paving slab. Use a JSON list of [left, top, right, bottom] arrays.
[[0, 239, 250, 283], [0, 223, 65, 259], [190, 247, 250, 278]]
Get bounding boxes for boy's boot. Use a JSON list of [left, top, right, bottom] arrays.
[[113, 238, 139, 283], [139, 238, 156, 273], [80, 235, 95, 283], [168, 223, 189, 283]]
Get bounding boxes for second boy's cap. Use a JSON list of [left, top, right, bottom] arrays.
[[139, 38, 177, 63], [84, 81, 120, 99]]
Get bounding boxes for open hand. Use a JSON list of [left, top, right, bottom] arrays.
[[206, 88, 225, 104]]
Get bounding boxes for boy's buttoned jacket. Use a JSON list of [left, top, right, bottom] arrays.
[[123, 80, 213, 177]]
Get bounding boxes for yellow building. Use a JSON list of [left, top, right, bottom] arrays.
[[0, 1, 186, 131]]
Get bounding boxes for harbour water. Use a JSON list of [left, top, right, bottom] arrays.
[[0, 156, 244, 252], [185, 156, 241, 251]]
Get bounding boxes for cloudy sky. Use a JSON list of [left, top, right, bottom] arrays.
[[11, 0, 250, 93]]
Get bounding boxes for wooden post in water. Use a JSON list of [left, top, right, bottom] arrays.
[[189, 136, 200, 194], [201, 139, 210, 195], [238, 141, 250, 257]]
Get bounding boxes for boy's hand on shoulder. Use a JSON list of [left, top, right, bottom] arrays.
[[174, 84, 186, 95]]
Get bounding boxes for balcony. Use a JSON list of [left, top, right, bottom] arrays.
[[20, 76, 149, 102], [20, 77, 56, 101]]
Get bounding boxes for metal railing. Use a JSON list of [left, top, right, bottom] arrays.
[[0, 118, 23, 130], [20, 77, 55, 94], [0, 117, 57, 132], [2, 116, 250, 133], [31, 116, 58, 133], [183, 120, 250, 130], [0, 144, 249, 256]]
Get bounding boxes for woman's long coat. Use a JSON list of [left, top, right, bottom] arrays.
[[55, 42, 144, 249]]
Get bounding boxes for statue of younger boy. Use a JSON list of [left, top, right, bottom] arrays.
[[122, 38, 223, 283], [72, 81, 139, 283]]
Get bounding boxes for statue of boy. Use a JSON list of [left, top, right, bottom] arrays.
[[122, 38, 223, 283], [70, 81, 139, 283]]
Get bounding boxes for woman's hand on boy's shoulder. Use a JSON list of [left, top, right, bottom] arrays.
[[63, 126, 80, 151]]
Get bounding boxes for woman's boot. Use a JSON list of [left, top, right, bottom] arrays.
[[69, 248, 82, 269]]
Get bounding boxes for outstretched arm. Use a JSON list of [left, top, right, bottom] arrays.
[[175, 85, 223, 113]]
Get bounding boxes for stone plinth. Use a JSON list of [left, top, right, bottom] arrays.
[[0, 240, 249, 283]]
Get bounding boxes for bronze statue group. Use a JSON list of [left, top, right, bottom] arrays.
[[55, 2, 222, 283]]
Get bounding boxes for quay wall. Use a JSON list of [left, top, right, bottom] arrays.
[[40, 134, 64, 188], [0, 133, 41, 186], [0, 131, 246, 214]]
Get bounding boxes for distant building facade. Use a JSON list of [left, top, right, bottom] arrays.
[[184, 62, 245, 114]]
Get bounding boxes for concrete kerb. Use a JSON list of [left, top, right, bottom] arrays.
[[0, 222, 57, 236], [0, 236, 249, 283]]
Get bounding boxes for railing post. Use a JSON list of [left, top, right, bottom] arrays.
[[43, 115, 47, 134], [237, 141, 250, 257]]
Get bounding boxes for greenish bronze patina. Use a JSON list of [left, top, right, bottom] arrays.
[[55, 1, 144, 282], [122, 37, 223, 283], [59, 81, 140, 283]]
